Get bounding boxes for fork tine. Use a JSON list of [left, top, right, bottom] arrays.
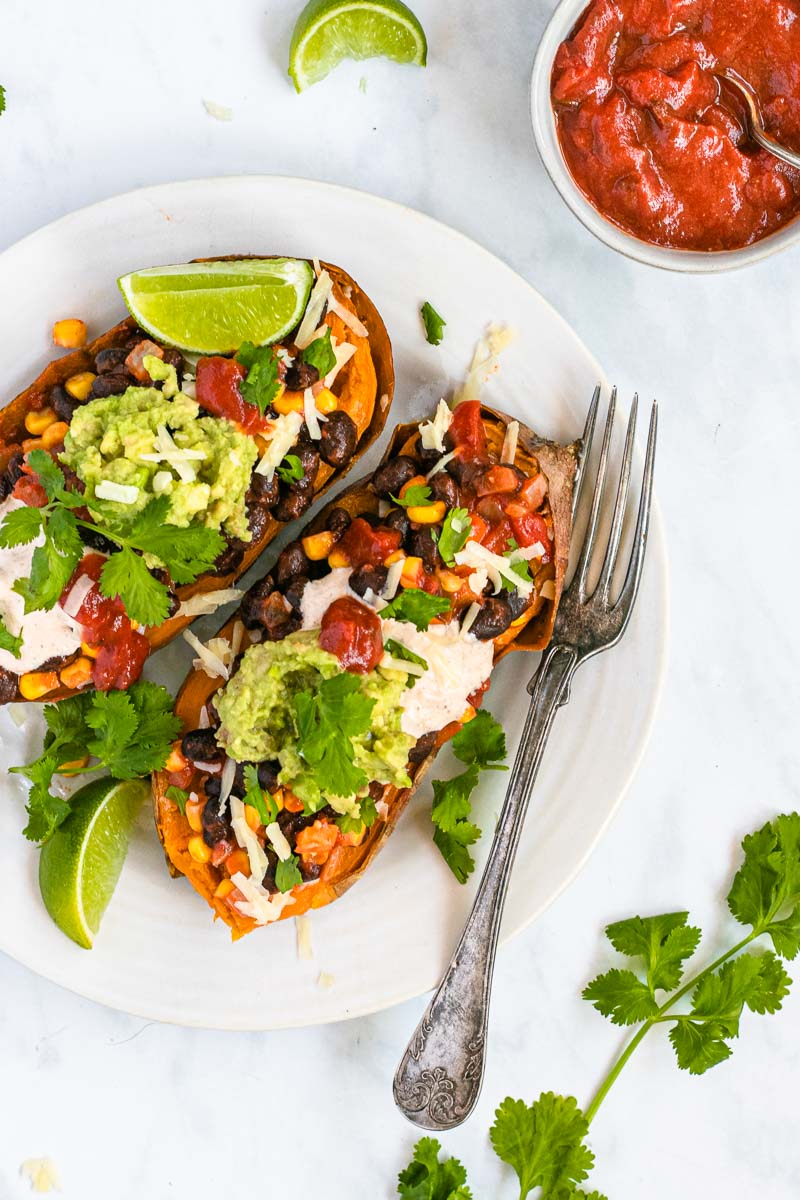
[[571, 384, 601, 523], [614, 400, 658, 625], [574, 386, 616, 602], [595, 394, 638, 601]]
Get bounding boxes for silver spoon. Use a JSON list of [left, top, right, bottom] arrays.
[[721, 71, 800, 170]]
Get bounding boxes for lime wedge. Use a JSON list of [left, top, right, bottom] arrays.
[[118, 259, 315, 354], [289, 0, 427, 92], [38, 777, 148, 949]]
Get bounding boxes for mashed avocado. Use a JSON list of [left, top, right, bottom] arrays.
[[216, 632, 414, 820], [60, 366, 257, 541]]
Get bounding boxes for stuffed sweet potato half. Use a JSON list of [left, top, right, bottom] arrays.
[[0, 258, 393, 704], [153, 399, 578, 937]]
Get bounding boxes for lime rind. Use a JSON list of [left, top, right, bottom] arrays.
[[118, 258, 315, 354], [289, 0, 427, 92]]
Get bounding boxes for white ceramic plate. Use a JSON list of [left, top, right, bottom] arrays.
[[0, 177, 668, 1029]]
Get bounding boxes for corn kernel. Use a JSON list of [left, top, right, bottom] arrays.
[[53, 318, 87, 349], [59, 656, 93, 690], [19, 671, 59, 700], [407, 501, 447, 524], [439, 570, 463, 595], [188, 836, 211, 864], [315, 388, 338, 414], [185, 798, 205, 833], [22, 437, 43, 453], [214, 878, 235, 899], [273, 389, 303, 415], [244, 803, 261, 832], [327, 548, 350, 569], [302, 530, 336, 561], [460, 706, 476, 724], [272, 788, 285, 812], [400, 557, 423, 588], [80, 641, 100, 658], [384, 549, 405, 566], [24, 408, 57, 436], [226, 849, 251, 877], [399, 475, 428, 500], [64, 372, 96, 401], [41, 421, 69, 449], [165, 746, 188, 773]]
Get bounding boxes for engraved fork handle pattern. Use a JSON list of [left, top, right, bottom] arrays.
[[392, 643, 578, 1130]]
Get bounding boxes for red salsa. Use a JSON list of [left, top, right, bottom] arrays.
[[551, 0, 800, 251], [62, 554, 150, 691], [319, 596, 384, 674]]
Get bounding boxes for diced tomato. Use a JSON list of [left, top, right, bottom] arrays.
[[282, 790, 305, 813], [518, 474, 548, 511], [467, 678, 490, 707], [125, 339, 164, 383], [62, 552, 150, 691], [474, 465, 520, 496], [466, 512, 488, 544], [419, 570, 442, 596], [476, 495, 507, 524], [481, 517, 513, 556], [196, 356, 272, 435], [12, 474, 48, 507], [337, 517, 402, 569], [319, 596, 384, 674], [510, 512, 552, 556], [449, 400, 487, 456], [295, 819, 339, 866]]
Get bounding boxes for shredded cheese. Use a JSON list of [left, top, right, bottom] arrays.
[[454, 324, 517, 405], [176, 588, 244, 619], [152, 470, 173, 494], [254, 410, 304, 479], [426, 448, 459, 480], [139, 424, 206, 483], [455, 540, 534, 597], [95, 480, 140, 505], [183, 629, 230, 679], [501, 420, 519, 464], [380, 653, 427, 677], [295, 271, 333, 349], [317, 970, 336, 989], [231, 872, 296, 925], [230, 619, 245, 658], [218, 755, 236, 814], [381, 557, 405, 600], [62, 573, 94, 619], [296, 914, 314, 961], [327, 294, 368, 338], [540, 579, 556, 600], [419, 399, 453, 452], [461, 602, 482, 634], [303, 387, 327, 441], [230, 796, 268, 883], [266, 821, 292, 862], [324, 341, 357, 389]]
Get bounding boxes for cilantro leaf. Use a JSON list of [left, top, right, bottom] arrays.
[[27, 449, 67, 501], [243, 764, 278, 825], [433, 820, 481, 884], [0, 613, 23, 658], [112, 681, 182, 777], [0, 84, 6, 116], [277, 454, 305, 484], [0, 504, 43, 548], [275, 854, 303, 894], [431, 764, 480, 833], [236, 341, 282, 415], [393, 484, 432, 509], [21, 755, 71, 843], [384, 637, 428, 672], [437, 508, 471, 566], [727, 814, 800, 954], [604, 912, 702, 993], [99, 545, 170, 628], [582, 968, 660, 1026], [490, 1093, 596, 1199], [380, 588, 450, 631], [166, 786, 189, 814], [301, 327, 337, 377], [120, 496, 226, 585], [668, 1019, 733, 1075], [14, 507, 82, 613], [43, 693, 93, 747], [421, 302, 446, 347], [452, 710, 507, 771], [85, 691, 139, 766], [501, 557, 532, 593], [397, 1137, 471, 1199], [294, 674, 376, 799]]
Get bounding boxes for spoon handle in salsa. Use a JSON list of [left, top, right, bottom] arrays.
[[392, 643, 578, 1130]]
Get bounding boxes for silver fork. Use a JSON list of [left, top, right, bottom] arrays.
[[392, 386, 658, 1130]]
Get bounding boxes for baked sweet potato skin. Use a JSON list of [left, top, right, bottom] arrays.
[[0, 257, 394, 702], [152, 405, 578, 938]]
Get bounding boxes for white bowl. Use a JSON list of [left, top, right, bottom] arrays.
[[530, 0, 800, 273]]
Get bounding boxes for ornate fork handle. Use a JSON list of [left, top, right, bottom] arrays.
[[392, 642, 579, 1130]]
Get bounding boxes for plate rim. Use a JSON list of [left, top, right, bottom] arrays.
[[0, 174, 670, 1029]]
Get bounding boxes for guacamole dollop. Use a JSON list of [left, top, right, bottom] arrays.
[[216, 632, 414, 820], [60, 377, 257, 541]]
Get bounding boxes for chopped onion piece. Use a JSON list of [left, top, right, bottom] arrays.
[[327, 294, 368, 338], [176, 588, 245, 619], [375, 799, 389, 820], [152, 470, 173, 494], [62, 573, 94, 619], [426, 449, 459, 480], [95, 480, 140, 505], [501, 420, 519, 464], [296, 914, 314, 960], [295, 271, 333, 350], [183, 629, 229, 680]]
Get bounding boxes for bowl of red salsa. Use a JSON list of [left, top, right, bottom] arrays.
[[531, 0, 800, 271]]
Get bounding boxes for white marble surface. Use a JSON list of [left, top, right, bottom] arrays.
[[1, 0, 799, 1196]]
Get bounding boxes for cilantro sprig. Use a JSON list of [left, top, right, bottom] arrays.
[[276, 454, 304, 484], [301, 326, 337, 377], [437, 507, 471, 566], [12, 683, 181, 843], [421, 301, 446, 347], [275, 854, 303, 893], [294, 673, 376, 800], [396, 813, 800, 1200], [379, 588, 450, 631], [236, 341, 282, 415], [0, 450, 224, 627], [243, 763, 279, 825], [0, 613, 23, 658], [430, 711, 507, 883], [392, 483, 432, 508]]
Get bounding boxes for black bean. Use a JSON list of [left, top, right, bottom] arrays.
[[429, 471, 459, 508], [51, 385, 81, 423], [319, 410, 357, 468], [284, 360, 320, 391], [277, 808, 312, 839], [212, 540, 246, 576], [408, 527, 441, 573], [204, 775, 222, 801], [0, 668, 18, 704], [468, 597, 513, 640], [409, 731, 437, 764], [91, 373, 132, 399], [300, 860, 323, 882], [202, 796, 232, 846], [79, 526, 118, 555], [248, 471, 281, 508], [275, 541, 310, 587], [350, 563, 388, 597], [384, 508, 411, 542], [284, 575, 309, 613], [295, 440, 320, 487], [371, 455, 418, 498], [162, 347, 184, 372], [327, 506, 351, 537], [240, 574, 275, 629], [94, 347, 129, 374], [0, 452, 24, 502], [181, 729, 222, 763], [417, 446, 441, 471], [506, 589, 529, 620], [274, 478, 314, 522], [449, 458, 484, 489], [261, 590, 302, 640], [258, 760, 280, 791], [246, 501, 269, 544]]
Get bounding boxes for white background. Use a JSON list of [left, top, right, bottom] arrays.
[[1, 1, 799, 1197]]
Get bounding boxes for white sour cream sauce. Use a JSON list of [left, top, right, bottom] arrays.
[[0, 497, 82, 673], [299, 570, 494, 741]]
